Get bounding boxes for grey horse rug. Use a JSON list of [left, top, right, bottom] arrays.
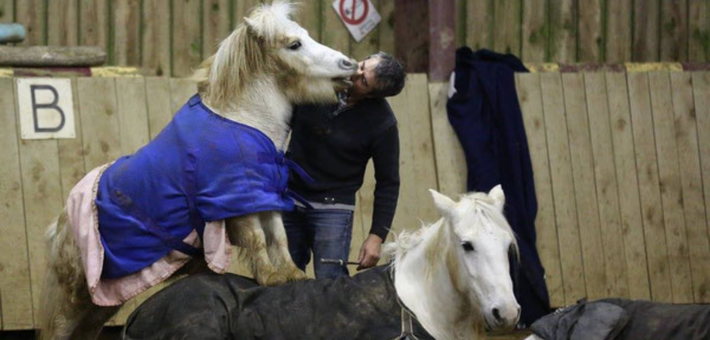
[[530, 298, 710, 340], [122, 266, 435, 340]]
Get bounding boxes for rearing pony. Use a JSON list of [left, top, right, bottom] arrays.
[[38, 2, 356, 340]]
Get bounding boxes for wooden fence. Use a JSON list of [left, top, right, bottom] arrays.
[[1, 69, 710, 330], [457, 0, 710, 63], [513, 70, 710, 308], [1, 0, 708, 77]]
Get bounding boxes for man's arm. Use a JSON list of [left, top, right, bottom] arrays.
[[357, 122, 400, 269]]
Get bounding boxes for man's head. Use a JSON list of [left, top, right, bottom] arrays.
[[349, 52, 405, 101]]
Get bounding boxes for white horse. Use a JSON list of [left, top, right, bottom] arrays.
[[385, 185, 521, 339], [121, 186, 521, 340], [38, 2, 356, 340]]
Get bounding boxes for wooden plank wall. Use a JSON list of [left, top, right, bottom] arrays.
[[3, 0, 396, 77], [2, 69, 710, 329], [514, 70, 710, 306], [6, 1, 707, 76], [459, 0, 710, 63]]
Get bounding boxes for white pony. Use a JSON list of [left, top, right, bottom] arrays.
[[385, 185, 521, 339], [38, 2, 356, 340], [120, 186, 521, 340]]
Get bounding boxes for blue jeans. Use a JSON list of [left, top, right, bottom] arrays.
[[283, 206, 354, 279]]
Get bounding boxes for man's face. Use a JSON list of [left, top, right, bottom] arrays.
[[349, 57, 380, 99]]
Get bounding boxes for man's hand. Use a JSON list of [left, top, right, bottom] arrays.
[[357, 234, 383, 271]]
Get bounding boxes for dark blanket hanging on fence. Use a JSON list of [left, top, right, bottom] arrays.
[[446, 47, 550, 325]]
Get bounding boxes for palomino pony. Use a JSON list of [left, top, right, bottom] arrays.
[[38, 2, 356, 340], [122, 186, 520, 340]]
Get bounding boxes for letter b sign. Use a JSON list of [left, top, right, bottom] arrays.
[[17, 78, 76, 139]]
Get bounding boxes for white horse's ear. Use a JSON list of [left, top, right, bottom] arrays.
[[244, 17, 261, 36], [430, 189, 456, 216], [488, 185, 505, 211]]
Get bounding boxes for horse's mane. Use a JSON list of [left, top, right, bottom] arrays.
[[383, 191, 518, 261], [192, 1, 296, 110]]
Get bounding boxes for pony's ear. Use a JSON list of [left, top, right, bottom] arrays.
[[488, 185, 505, 211], [430, 189, 456, 216]]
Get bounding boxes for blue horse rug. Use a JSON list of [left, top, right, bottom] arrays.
[[95, 94, 307, 279]]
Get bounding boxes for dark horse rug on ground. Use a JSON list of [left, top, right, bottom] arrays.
[[529, 298, 710, 340], [122, 266, 434, 340]]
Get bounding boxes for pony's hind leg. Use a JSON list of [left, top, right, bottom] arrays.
[[226, 214, 287, 286], [66, 303, 121, 340], [43, 289, 119, 340], [38, 208, 120, 340], [260, 211, 308, 282]]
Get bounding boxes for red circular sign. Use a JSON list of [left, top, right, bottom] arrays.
[[339, 0, 369, 25]]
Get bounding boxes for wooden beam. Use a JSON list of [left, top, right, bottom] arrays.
[[394, 0, 454, 80], [428, 0, 454, 81], [394, 0, 428, 73], [0, 46, 106, 66]]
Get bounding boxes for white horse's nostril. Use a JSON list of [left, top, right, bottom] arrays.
[[492, 308, 502, 323], [339, 59, 355, 70]]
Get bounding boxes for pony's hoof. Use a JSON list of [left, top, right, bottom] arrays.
[[284, 268, 308, 282], [257, 271, 290, 286]]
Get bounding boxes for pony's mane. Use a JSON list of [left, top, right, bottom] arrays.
[[384, 191, 517, 261], [192, 1, 296, 110]]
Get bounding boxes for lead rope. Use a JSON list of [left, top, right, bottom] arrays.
[[393, 296, 419, 340], [389, 264, 419, 340]]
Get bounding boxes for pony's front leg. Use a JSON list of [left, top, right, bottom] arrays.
[[259, 211, 308, 282], [225, 214, 286, 286]]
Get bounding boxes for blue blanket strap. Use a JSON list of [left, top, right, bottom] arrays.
[[110, 189, 201, 256], [257, 151, 315, 209], [284, 188, 314, 209], [282, 157, 315, 184], [257, 151, 315, 184]]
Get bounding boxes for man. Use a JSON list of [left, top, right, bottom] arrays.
[[285, 52, 406, 279]]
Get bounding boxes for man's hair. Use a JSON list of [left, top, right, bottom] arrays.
[[365, 52, 406, 98]]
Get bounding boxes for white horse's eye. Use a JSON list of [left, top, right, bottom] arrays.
[[288, 41, 302, 50], [461, 241, 474, 252]]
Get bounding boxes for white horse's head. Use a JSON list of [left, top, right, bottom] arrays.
[[430, 185, 521, 331], [196, 1, 357, 110], [385, 185, 520, 339]]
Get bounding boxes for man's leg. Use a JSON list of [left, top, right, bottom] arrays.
[[308, 209, 354, 279], [283, 207, 312, 271]]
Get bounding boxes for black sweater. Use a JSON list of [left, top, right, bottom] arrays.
[[287, 98, 400, 240]]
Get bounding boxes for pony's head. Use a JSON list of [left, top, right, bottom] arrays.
[[429, 185, 520, 331], [195, 1, 357, 110]]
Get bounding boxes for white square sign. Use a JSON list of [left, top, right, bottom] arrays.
[[332, 0, 381, 42], [16, 78, 76, 139]]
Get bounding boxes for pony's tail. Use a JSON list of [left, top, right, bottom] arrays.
[[37, 213, 61, 340], [36, 209, 76, 340]]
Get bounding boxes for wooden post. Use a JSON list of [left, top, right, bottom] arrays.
[[394, 0, 428, 73], [428, 0, 455, 81], [394, 0, 455, 81]]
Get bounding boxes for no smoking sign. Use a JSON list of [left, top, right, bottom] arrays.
[[332, 0, 380, 42]]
